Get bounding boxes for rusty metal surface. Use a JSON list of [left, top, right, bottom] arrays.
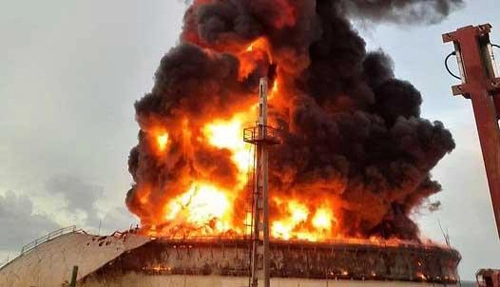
[[476, 269, 500, 287], [83, 239, 461, 285], [443, 24, 500, 238]]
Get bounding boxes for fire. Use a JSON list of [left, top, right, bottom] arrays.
[[271, 200, 337, 241], [271, 80, 279, 95], [204, 118, 242, 149], [416, 272, 427, 281], [245, 37, 272, 62], [271, 201, 310, 240], [202, 114, 253, 175], [239, 37, 273, 81], [144, 113, 255, 237], [133, 39, 343, 241], [312, 208, 334, 230], [156, 133, 169, 152], [164, 182, 232, 233], [127, 0, 455, 243]]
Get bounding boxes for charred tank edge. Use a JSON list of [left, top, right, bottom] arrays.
[[82, 238, 461, 284]]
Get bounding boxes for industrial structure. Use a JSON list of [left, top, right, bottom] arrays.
[[443, 23, 500, 238], [0, 75, 464, 287], [476, 269, 500, 287], [0, 229, 461, 287], [243, 76, 280, 287], [7, 23, 500, 287]]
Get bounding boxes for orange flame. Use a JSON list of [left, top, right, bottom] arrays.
[[134, 37, 381, 243], [156, 133, 169, 152], [137, 40, 341, 240], [202, 114, 253, 177], [165, 182, 232, 233], [239, 37, 273, 81]]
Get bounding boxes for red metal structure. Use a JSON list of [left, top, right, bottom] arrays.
[[477, 269, 500, 287], [442, 24, 500, 239]]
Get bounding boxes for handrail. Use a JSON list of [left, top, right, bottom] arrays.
[[0, 257, 9, 269], [243, 125, 281, 144], [20, 225, 77, 255]]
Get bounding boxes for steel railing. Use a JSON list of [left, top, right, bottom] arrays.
[[243, 125, 280, 144], [20, 225, 77, 255]]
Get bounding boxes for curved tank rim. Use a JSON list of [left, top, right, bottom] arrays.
[[150, 236, 461, 256]]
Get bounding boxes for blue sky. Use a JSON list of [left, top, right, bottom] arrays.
[[0, 0, 498, 279]]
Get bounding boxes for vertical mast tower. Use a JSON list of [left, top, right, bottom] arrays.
[[244, 77, 280, 287]]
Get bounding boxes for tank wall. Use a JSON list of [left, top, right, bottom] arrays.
[[81, 274, 459, 287], [95, 240, 460, 284], [0, 232, 150, 287], [0, 235, 461, 287]]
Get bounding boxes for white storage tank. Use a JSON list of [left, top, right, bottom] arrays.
[[0, 229, 461, 287]]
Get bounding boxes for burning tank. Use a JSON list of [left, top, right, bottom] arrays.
[[118, 1, 464, 285], [0, 229, 461, 287], [126, 0, 459, 243], [1, 1, 467, 286]]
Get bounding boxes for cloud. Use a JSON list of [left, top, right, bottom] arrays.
[[99, 207, 138, 234], [43, 175, 138, 233], [0, 191, 60, 252], [45, 175, 103, 226], [0, 175, 138, 258]]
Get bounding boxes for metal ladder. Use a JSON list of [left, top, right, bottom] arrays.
[[244, 144, 256, 287]]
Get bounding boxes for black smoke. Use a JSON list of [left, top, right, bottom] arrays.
[[127, 0, 460, 240], [340, 0, 464, 24]]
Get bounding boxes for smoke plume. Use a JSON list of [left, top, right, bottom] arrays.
[[126, 0, 460, 240], [340, 0, 464, 24]]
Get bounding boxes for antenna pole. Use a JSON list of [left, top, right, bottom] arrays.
[[253, 77, 270, 287]]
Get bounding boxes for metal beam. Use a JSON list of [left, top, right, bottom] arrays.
[[70, 265, 79, 287], [248, 77, 272, 287], [443, 24, 500, 238]]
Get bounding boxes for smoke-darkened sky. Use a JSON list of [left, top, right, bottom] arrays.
[[0, 0, 498, 279]]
